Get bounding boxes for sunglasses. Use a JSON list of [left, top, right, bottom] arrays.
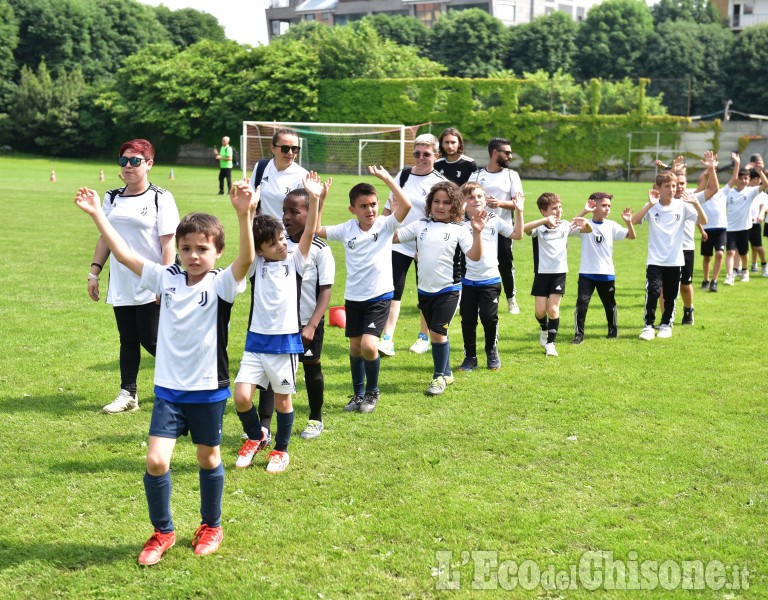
[[498, 150, 513, 157], [276, 145, 300, 154], [413, 151, 433, 158], [117, 156, 147, 167]]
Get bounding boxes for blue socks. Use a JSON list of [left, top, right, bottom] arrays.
[[199, 463, 224, 528], [350, 355, 365, 396], [144, 470, 173, 533], [431, 341, 450, 378], [274, 410, 294, 452], [364, 356, 380, 393]]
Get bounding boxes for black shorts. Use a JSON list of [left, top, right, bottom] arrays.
[[531, 272, 567, 297], [701, 228, 726, 256], [149, 398, 227, 447], [418, 290, 460, 336], [345, 298, 390, 338], [749, 223, 763, 248], [726, 229, 750, 255], [681, 249, 694, 285], [299, 319, 324, 363], [392, 251, 415, 301]]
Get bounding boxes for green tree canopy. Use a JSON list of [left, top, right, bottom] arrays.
[[359, 13, 429, 47], [651, 0, 723, 25], [0, 0, 19, 111], [723, 23, 768, 115], [153, 6, 226, 48], [506, 12, 578, 76]]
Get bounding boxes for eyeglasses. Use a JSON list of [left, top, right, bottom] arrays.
[[413, 151, 433, 158], [117, 156, 147, 168], [498, 150, 513, 157], [276, 145, 300, 154]]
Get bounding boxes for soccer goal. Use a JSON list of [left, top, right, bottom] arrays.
[[241, 121, 421, 176]]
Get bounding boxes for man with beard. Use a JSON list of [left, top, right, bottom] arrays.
[[435, 127, 477, 186]]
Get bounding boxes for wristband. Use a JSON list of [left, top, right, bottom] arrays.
[[87, 272, 100, 282], [91, 262, 103, 270]]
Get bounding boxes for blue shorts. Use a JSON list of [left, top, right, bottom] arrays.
[[149, 398, 227, 447]]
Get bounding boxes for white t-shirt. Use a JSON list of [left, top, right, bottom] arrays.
[[643, 199, 698, 266], [579, 219, 629, 276], [726, 184, 762, 232], [385, 169, 447, 258], [326, 214, 399, 301], [462, 213, 514, 282], [750, 191, 767, 223], [701, 188, 727, 230], [250, 160, 308, 219], [396, 219, 474, 293], [529, 221, 580, 273], [467, 168, 524, 224], [140, 263, 245, 393], [102, 185, 179, 306], [246, 250, 307, 335], [286, 235, 335, 325], [682, 190, 706, 250]]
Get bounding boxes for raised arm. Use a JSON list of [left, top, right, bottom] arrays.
[[524, 215, 556, 234], [632, 189, 659, 225], [300, 171, 322, 259], [316, 176, 333, 238], [571, 216, 592, 234], [727, 152, 741, 188], [75, 188, 144, 276], [368, 165, 411, 223], [511, 192, 524, 240], [680, 190, 707, 226], [700, 151, 720, 200], [621, 207, 636, 240], [466, 210, 488, 261], [229, 178, 258, 282], [575, 198, 594, 219]]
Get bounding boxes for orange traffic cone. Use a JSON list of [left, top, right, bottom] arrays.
[[99, 169, 105, 181], [50, 169, 56, 182], [169, 168, 175, 180]]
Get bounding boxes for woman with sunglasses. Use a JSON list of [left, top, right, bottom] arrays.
[[87, 139, 180, 414], [249, 128, 308, 219], [378, 133, 448, 357]]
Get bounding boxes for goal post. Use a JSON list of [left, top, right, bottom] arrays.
[[242, 121, 421, 177]]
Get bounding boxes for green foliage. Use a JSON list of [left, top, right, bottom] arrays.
[[153, 6, 226, 48], [359, 13, 429, 47], [575, 0, 655, 80], [506, 12, 578, 76], [0, 0, 19, 114], [651, 0, 723, 25], [724, 24, 768, 115], [428, 8, 509, 77]]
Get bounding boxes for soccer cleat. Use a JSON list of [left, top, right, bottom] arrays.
[[539, 331, 548, 348], [763, 265, 768, 277], [507, 297, 520, 314], [638, 325, 655, 341], [544, 342, 558, 357], [709, 280, 718, 292], [266, 450, 290, 473], [740, 271, 750, 282], [723, 273, 735, 286], [657, 324, 673, 339], [681, 308, 694, 325], [192, 524, 223, 556], [571, 335, 584, 345], [235, 427, 270, 468], [409, 334, 430, 354], [486, 347, 501, 370], [359, 390, 380, 413], [138, 530, 176, 566], [700, 279, 709, 290], [458, 356, 478, 371], [443, 373, 454, 386], [606, 327, 618, 339], [102, 389, 139, 414], [425, 376, 446, 396], [343, 394, 364, 412], [377, 335, 395, 357], [300, 420, 324, 440]]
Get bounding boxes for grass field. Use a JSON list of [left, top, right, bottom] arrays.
[[0, 153, 766, 599]]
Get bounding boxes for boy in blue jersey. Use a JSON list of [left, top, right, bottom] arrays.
[[74, 178, 257, 565]]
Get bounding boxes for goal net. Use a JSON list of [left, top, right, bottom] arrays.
[[241, 121, 422, 176]]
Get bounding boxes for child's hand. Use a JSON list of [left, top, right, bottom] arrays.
[[230, 178, 257, 215], [544, 215, 559, 228], [367, 165, 392, 182], [74, 187, 101, 214], [671, 155, 686, 173], [583, 198, 595, 213], [700, 229, 709, 242], [320, 177, 333, 201], [648, 189, 660, 205], [731, 152, 740, 165], [571, 216, 589, 230], [654, 159, 669, 170], [621, 207, 633, 223], [511, 192, 525, 212], [303, 171, 323, 198], [470, 209, 489, 233], [486, 195, 499, 209], [680, 190, 697, 204], [701, 150, 718, 170]]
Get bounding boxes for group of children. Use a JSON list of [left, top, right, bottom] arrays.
[[74, 143, 765, 565]]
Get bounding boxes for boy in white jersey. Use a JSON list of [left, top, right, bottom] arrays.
[[631, 170, 707, 340], [458, 182, 523, 371], [572, 193, 635, 344], [74, 179, 256, 565], [233, 173, 321, 474], [746, 169, 767, 276], [317, 166, 412, 413], [395, 181, 487, 395], [524, 193, 591, 357]]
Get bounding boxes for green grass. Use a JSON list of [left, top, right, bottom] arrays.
[[0, 154, 766, 598]]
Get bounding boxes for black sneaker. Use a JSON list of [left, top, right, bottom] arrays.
[[458, 356, 478, 372], [344, 394, 364, 412], [709, 280, 718, 293], [700, 279, 709, 290], [571, 335, 584, 345], [486, 347, 501, 370], [681, 308, 694, 325], [606, 327, 618, 339], [359, 390, 379, 413]]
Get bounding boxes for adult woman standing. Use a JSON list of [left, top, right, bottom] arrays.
[[88, 139, 180, 414]]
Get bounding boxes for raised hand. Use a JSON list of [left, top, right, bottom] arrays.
[[367, 165, 393, 182], [511, 192, 525, 212], [544, 214, 560, 228], [320, 177, 333, 200], [303, 171, 324, 198], [230, 178, 257, 216], [671, 155, 686, 173], [679, 189, 697, 204], [571, 216, 589, 230], [731, 152, 741, 166], [654, 159, 669, 170], [621, 207, 633, 223], [583, 198, 596, 213], [74, 187, 101, 214], [648, 188, 660, 205], [470, 209, 490, 233], [701, 150, 718, 170]]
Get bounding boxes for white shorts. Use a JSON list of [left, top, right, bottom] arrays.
[[235, 351, 298, 395]]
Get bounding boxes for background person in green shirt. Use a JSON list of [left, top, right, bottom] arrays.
[[215, 136, 234, 195]]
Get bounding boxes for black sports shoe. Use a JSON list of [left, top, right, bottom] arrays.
[[681, 308, 694, 325], [709, 280, 718, 292], [458, 356, 478, 371], [700, 279, 709, 290], [344, 394, 364, 412], [571, 335, 584, 345], [486, 347, 501, 370], [359, 390, 379, 414], [606, 327, 618, 339]]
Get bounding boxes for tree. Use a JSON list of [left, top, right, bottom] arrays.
[[575, 0, 654, 80], [723, 24, 768, 115], [0, 0, 19, 113], [154, 6, 226, 48], [359, 13, 429, 47], [429, 8, 510, 77], [651, 0, 723, 26], [507, 12, 578, 77]]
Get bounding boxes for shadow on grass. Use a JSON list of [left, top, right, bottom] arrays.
[[0, 394, 106, 414], [0, 540, 137, 570]]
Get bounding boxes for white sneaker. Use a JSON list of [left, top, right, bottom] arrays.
[[377, 337, 395, 356], [723, 273, 735, 286], [539, 331, 548, 347], [638, 325, 655, 341], [762, 265, 768, 277], [507, 297, 520, 314], [425, 376, 446, 396], [102, 389, 138, 414], [266, 450, 290, 473], [409, 336, 430, 354], [300, 420, 324, 440], [740, 271, 750, 282], [544, 342, 558, 357], [657, 324, 673, 339]]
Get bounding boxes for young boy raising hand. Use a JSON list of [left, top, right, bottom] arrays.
[[74, 178, 257, 565]]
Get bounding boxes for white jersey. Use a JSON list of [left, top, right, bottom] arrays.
[[385, 168, 447, 258], [726, 184, 762, 232], [642, 199, 698, 266], [396, 218, 474, 293], [246, 249, 307, 335], [250, 160, 307, 219], [529, 221, 580, 273], [579, 219, 629, 276], [467, 168, 524, 224], [462, 213, 514, 282], [751, 191, 767, 222], [701, 188, 727, 230], [326, 214, 399, 301], [140, 263, 245, 392], [102, 185, 179, 306], [683, 190, 706, 250], [286, 235, 335, 325]]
